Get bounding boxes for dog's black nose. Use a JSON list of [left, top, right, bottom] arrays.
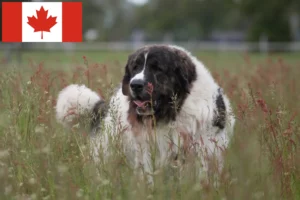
[[130, 79, 145, 93]]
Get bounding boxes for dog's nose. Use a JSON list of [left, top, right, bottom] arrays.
[[130, 79, 145, 93]]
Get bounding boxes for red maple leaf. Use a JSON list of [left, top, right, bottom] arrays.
[[27, 6, 57, 39]]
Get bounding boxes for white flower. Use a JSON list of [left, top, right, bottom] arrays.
[[0, 150, 10, 159], [4, 185, 12, 195], [41, 145, 50, 154], [57, 164, 68, 174], [76, 188, 84, 198], [29, 177, 36, 185]]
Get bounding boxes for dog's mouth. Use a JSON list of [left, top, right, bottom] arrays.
[[133, 100, 157, 116]]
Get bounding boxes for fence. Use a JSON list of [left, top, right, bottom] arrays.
[[1, 41, 300, 52]]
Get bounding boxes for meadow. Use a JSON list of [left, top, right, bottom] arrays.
[[0, 49, 299, 200]]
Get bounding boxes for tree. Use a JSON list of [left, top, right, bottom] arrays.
[[134, 0, 237, 41], [237, 0, 294, 42], [82, 0, 104, 35]]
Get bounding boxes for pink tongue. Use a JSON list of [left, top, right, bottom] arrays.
[[133, 100, 150, 108]]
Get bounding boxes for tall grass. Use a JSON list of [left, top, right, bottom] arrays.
[[0, 53, 299, 200]]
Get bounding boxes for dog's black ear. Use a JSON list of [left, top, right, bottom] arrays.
[[122, 54, 135, 96], [122, 64, 130, 96], [174, 50, 196, 93]]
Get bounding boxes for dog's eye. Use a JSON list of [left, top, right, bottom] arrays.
[[152, 65, 164, 72], [132, 65, 139, 72]]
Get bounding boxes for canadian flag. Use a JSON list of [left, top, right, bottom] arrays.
[[2, 2, 82, 42]]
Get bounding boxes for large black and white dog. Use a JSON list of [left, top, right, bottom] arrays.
[[56, 44, 235, 178]]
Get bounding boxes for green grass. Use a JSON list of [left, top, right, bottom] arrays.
[[0, 50, 299, 200]]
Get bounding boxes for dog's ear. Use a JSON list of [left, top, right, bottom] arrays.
[[122, 64, 130, 96], [122, 54, 135, 96], [174, 50, 196, 93]]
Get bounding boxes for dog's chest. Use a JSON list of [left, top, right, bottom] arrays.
[[129, 112, 225, 156], [127, 116, 208, 162]]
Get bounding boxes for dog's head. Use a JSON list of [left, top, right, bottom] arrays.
[[122, 45, 197, 122]]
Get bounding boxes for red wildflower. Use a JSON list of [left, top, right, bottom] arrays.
[[257, 99, 268, 113], [146, 82, 153, 95]]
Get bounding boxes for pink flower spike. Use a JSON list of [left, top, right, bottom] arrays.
[[146, 82, 153, 95]]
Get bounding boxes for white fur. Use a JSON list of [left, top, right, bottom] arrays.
[[55, 84, 101, 128], [55, 45, 235, 181], [130, 52, 148, 83]]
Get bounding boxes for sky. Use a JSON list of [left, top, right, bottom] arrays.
[[127, 0, 148, 5]]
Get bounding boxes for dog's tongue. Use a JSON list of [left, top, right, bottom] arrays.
[[133, 100, 150, 108]]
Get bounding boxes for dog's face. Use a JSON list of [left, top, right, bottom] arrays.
[[122, 45, 197, 122]]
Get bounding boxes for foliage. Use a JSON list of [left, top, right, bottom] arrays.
[[134, 0, 236, 40], [235, 0, 296, 42]]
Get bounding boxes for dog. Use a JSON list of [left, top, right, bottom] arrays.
[[55, 44, 235, 181]]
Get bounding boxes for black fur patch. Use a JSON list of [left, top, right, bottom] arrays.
[[213, 88, 226, 130], [122, 45, 197, 124], [91, 100, 107, 130]]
